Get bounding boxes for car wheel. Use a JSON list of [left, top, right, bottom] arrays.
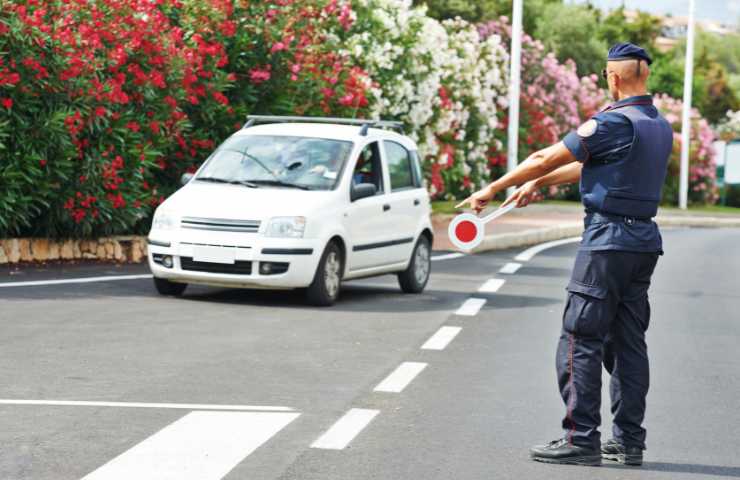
[[398, 235, 431, 294], [306, 242, 343, 306], [153, 277, 187, 296]]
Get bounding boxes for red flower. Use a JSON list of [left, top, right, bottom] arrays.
[[1, 98, 12, 109], [249, 66, 271, 84], [126, 121, 140, 132], [150, 121, 160, 134], [39, 159, 47, 167], [212, 91, 229, 106], [219, 20, 236, 37]]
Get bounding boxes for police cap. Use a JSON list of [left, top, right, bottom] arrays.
[[607, 42, 652, 66]]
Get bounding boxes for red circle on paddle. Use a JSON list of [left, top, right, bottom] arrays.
[[455, 220, 478, 243]]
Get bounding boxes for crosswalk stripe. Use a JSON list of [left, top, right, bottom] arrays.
[[311, 408, 380, 450], [80, 411, 299, 480]]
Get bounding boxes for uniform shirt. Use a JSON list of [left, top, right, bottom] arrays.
[[562, 95, 664, 254]]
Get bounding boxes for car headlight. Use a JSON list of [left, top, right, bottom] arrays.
[[265, 216, 306, 238], [152, 210, 178, 231]]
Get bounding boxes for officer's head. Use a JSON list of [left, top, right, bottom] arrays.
[[602, 42, 652, 101]]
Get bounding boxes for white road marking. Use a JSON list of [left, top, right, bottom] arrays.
[[0, 399, 294, 412], [454, 297, 486, 316], [499, 262, 522, 274], [479, 278, 505, 293], [80, 410, 299, 480], [514, 236, 582, 262], [431, 252, 465, 262], [421, 326, 462, 350], [374, 362, 428, 393], [311, 408, 380, 450], [0, 274, 153, 288]]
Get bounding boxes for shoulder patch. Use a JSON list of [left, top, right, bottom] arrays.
[[577, 119, 598, 137]]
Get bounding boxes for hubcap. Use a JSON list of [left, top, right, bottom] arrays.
[[414, 241, 430, 285], [324, 251, 341, 298]]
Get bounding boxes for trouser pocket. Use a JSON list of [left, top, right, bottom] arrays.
[[563, 281, 610, 338]]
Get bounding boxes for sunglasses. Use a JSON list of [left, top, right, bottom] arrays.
[[601, 68, 611, 80]]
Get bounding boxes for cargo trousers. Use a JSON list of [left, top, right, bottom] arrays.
[[557, 249, 659, 450]]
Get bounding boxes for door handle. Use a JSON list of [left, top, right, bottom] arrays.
[[383, 204, 391, 211], [414, 199, 420, 206]]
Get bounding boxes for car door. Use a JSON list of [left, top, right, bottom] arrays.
[[381, 140, 425, 264], [343, 140, 394, 271]]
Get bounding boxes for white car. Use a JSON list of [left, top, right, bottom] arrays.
[[147, 115, 434, 306]]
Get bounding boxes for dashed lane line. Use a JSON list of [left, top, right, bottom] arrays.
[[421, 326, 462, 351], [311, 408, 380, 450], [374, 362, 428, 393], [499, 262, 522, 274], [0, 274, 153, 288], [454, 297, 486, 316], [80, 411, 299, 480], [478, 278, 505, 293]]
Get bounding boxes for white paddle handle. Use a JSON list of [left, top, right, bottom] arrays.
[[480, 203, 516, 224]]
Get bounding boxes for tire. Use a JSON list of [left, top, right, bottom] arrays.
[[153, 277, 187, 296], [305, 242, 343, 306], [398, 235, 431, 294]]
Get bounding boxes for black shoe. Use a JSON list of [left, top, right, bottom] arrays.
[[601, 438, 643, 466], [530, 438, 602, 466]]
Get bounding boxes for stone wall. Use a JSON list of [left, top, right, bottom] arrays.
[[0, 236, 148, 264]]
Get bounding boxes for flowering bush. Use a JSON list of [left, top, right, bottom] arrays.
[[479, 18, 606, 200], [653, 94, 719, 205], [717, 110, 740, 141], [0, 0, 369, 238], [336, 0, 509, 199]]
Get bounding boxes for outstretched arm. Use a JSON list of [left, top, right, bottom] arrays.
[[456, 142, 577, 212], [502, 162, 582, 208]]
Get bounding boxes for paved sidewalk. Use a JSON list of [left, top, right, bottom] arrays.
[[432, 203, 740, 253]]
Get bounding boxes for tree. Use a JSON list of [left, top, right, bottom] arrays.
[[535, 3, 606, 77], [597, 7, 662, 49], [413, 0, 562, 32]]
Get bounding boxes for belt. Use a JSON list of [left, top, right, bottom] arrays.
[[585, 212, 653, 226]]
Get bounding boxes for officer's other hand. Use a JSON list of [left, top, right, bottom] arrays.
[[455, 186, 494, 214], [502, 181, 539, 208]]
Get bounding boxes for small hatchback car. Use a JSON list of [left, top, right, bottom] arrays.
[[147, 115, 433, 305]]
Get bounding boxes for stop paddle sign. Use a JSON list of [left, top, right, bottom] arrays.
[[448, 203, 516, 251]]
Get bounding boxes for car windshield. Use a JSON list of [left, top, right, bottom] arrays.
[[196, 134, 353, 191]]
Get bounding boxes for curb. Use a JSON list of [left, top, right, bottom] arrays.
[[449, 215, 740, 255]]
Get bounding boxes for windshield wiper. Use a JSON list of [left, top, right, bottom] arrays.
[[197, 176, 258, 188], [249, 179, 311, 190]]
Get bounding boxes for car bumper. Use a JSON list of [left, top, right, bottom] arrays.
[[147, 235, 323, 289]]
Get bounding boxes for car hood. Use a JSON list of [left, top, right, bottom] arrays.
[[161, 182, 337, 221]]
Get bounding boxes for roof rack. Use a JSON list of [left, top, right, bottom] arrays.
[[243, 115, 404, 136]]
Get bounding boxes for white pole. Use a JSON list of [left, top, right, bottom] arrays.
[[506, 0, 523, 197], [679, 0, 696, 210]]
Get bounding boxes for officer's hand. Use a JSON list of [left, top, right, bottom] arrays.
[[455, 186, 495, 214], [502, 181, 539, 208]]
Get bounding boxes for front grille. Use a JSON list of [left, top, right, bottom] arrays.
[[181, 217, 261, 233], [180, 257, 253, 275]]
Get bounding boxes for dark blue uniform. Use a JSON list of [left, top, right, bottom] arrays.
[[558, 95, 673, 450]]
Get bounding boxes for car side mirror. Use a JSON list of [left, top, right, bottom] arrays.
[[350, 183, 377, 202], [181, 173, 194, 186]]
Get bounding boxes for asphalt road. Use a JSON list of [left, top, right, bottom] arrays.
[[1, 227, 738, 480]]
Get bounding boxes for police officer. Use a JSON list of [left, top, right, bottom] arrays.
[[456, 42, 673, 467]]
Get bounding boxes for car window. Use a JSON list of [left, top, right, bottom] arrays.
[[409, 150, 424, 188], [384, 141, 415, 191], [196, 135, 353, 191], [352, 142, 384, 194]]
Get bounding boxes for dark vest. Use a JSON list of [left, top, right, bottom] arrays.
[[580, 101, 673, 219]]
